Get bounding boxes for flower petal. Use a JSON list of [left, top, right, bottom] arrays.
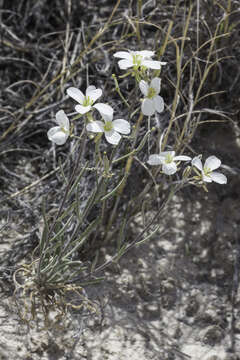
[[174, 155, 191, 162], [55, 110, 69, 129], [150, 77, 161, 94], [204, 156, 221, 171], [202, 174, 212, 183], [142, 60, 162, 69], [75, 104, 91, 114], [210, 171, 227, 184], [159, 151, 175, 158], [113, 51, 132, 60], [93, 103, 114, 117], [105, 130, 121, 145], [118, 59, 133, 69], [47, 127, 68, 145], [139, 80, 149, 96], [142, 98, 155, 116], [86, 85, 96, 95], [67, 87, 84, 104], [192, 156, 203, 171], [112, 119, 130, 134], [86, 121, 104, 133], [88, 88, 102, 103], [153, 95, 164, 113], [137, 50, 155, 58], [147, 154, 162, 165], [162, 162, 177, 175], [101, 113, 113, 123]]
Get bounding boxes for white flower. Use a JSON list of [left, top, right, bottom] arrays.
[[47, 110, 70, 145], [113, 50, 167, 70], [86, 112, 130, 145], [148, 150, 191, 175], [67, 86, 113, 116], [139, 77, 164, 116], [192, 155, 227, 184]]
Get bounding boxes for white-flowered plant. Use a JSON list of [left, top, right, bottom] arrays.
[[148, 150, 191, 175], [86, 111, 130, 145], [113, 50, 167, 70], [192, 155, 227, 184], [139, 77, 164, 116], [37, 43, 233, 329], [67, 86, 112, 116], [47, 110, 70, 145]]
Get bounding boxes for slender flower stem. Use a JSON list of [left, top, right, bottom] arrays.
[[117, 113, 144, 196]]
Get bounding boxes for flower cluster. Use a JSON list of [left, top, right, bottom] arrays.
[[113, 50, 165, 117], [47, 48, 227, 188], [47, 49, 166, 146], [147, 150, 227, 185], [48, 84, 130, 146]]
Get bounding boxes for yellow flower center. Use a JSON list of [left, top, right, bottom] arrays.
[[104, 121, 113, 132], [147, 87, 157, 99], [132, 54, 143, 68], [203, 166, 211, 177], [60, 126, 67, 134], [165, 153, 174, 164], [83, 96, 93, 107]]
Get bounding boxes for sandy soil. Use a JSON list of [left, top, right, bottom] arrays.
[[1, 132, 240, 360]]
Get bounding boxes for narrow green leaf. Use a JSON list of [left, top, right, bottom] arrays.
[[64, 217, 100, 258], [68, 164, 87, 197], [40, 197, 49, 253], [100, 175, 126, 201], [136, 225, 161, 246]]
